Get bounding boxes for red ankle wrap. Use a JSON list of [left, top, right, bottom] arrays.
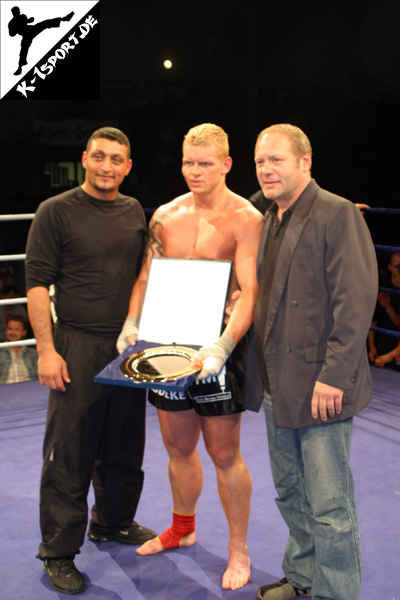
[[157, 511, 195, 550]]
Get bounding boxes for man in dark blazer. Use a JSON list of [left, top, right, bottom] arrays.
[[243, 124, 378, 600]]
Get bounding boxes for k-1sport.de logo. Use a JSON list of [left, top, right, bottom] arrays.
[[0, 1, 100, 100]]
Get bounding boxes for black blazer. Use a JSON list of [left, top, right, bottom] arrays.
[[243, 180, 378, 428]]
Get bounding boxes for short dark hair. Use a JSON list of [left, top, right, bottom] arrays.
[[6, 314, 28, 330], [86, 127, 131, 158]]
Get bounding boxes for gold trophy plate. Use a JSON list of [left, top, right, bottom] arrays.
[[120, 345, 201, 383]]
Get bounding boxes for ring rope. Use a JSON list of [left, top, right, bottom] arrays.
[[364, 207, 400, 215], [0, 298, 27, 306], [379, 287, 400, 297], [0, 339, 37, 348], [0, 214, 35, 221], [0, 254, 26, 262], [374, 244, 400, 253], [369, 326, 400, 339], [1, 206, 399, 350]]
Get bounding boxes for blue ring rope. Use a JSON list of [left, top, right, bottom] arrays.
[[364, 207, 400, 215], [369, 326, 400, 339], [379, 287, 400, 296], [374, 245, 400, 253]]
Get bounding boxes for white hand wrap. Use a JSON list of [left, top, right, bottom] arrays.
[[116, 316, 139, 354], [195, 333, 236, 380]]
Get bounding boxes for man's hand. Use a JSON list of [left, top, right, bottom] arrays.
[[117, 316, 139, 354], [38, 349, 70, 392], [193, 333, 235, 380], [368, 345, 378, 362], [375, 352, 394, 368], [377, 291, 391, 309], [311, 381, 344, 421], [355, 203, 370, 215]]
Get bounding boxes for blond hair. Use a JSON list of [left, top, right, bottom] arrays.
[[183, 123, 229, 159]]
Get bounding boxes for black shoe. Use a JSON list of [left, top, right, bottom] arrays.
[[43, 556, 85, 595], [88, 521, 156, 545], [257, 577, 311, 599]]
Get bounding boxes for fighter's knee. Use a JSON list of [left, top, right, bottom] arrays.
[[163, 438, 197, 459], [207, 446, 237, 469]]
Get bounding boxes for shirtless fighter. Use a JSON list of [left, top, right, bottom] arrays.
[[117, 123, 263, 590]]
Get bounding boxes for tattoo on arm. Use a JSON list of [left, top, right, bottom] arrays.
[[142, 213, 170, 263]]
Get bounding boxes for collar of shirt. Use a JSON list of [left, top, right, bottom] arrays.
[[268, 197, 300, 224]]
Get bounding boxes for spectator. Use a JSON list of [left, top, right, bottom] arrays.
[[0, 314, 38, 383], [0, 283, 28, 341], [375, 344, 400, 368], [368, 252, 400, 367]]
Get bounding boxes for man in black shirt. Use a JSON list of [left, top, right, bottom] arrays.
[[25, 127, 155, 595]]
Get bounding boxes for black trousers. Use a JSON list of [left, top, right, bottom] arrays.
[[38, 325, 146, 559]]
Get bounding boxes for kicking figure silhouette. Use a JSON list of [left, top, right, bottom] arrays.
[[8, 6, 74, 75]]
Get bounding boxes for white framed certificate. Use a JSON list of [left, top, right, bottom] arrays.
[[138, 257, 232, 347], [95, 257, 232, 390]]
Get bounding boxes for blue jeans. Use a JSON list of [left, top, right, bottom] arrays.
[[263, 392, 361, 600]]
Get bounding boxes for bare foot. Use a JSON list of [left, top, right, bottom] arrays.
[[136, 532, 196, 555], [222, 549, 251, 590]]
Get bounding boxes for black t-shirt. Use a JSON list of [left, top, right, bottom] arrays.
[[25, 187, 146, 336]]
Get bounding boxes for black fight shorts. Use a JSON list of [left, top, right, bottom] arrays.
[[148, 338, 246, 417]]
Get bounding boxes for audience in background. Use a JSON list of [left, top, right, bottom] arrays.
[[0, 315, 38, 383], [0, 283, 29, 340], [375, 343, 400, 369], [369, 252, 400, 369]]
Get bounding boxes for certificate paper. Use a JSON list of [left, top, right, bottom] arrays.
[[139, 258, 232, 346]]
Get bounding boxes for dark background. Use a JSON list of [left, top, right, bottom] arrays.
[[1, 0, 399, 265]]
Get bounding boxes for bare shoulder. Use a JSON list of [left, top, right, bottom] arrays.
[[148, 193, 194, 250], [153, 193, 192, 219], [228, 191, 264, 227]]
